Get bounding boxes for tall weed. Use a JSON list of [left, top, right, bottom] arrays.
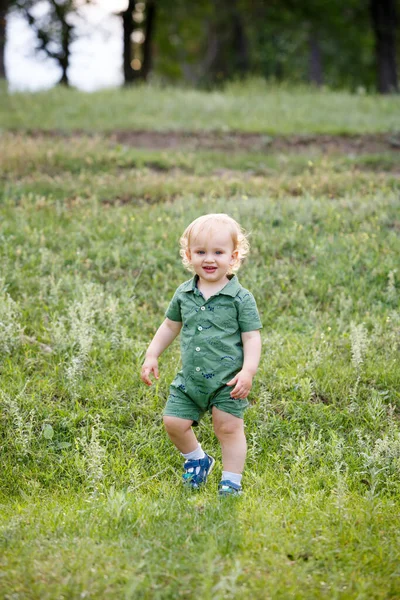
[[76, 415, 106, 497], [0, 280, 21, 357], [0, 388, 35, 456]]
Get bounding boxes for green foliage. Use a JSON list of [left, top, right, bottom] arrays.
[[150, 0, 393, 89], [245, 0, 377, 89], [0, 128, 400, 597], [8, 0, 399, 90]]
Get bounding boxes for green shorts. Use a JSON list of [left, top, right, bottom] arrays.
[[163, 378, 249, 426]]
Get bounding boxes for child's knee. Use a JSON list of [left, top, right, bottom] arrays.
[[163, 415, 192, 435], [213, 412, 244, 438]]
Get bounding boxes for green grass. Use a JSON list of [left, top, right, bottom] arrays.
[[0, 128, 400, 598], [1, 80, 400, 133], [2, 492, 400, 598]]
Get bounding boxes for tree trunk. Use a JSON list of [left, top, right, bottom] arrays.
[[207, 0, 249, 83], [58, 19, 72, 85], [59, 63, 69, 85], [122, 0, 136, 85], [141, 0, 156, 81], [0, 0, 8, 79], [231, 1, 249, 76], [370, 0, 398, 93], [308, 31, 323, 86]]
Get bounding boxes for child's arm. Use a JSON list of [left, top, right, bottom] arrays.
[[141, 318, 182, 386], [226, 330, 262, 398]]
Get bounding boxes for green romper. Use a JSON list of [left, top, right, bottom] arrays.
[[163, 274, 262, 425]]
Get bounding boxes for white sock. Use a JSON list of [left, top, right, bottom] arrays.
[[182, 444, 205, 461], [222, 471, 242, 486]]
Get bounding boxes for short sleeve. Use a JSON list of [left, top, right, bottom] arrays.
[[165, 288, 182, 322], [237, 291, 262, 332]]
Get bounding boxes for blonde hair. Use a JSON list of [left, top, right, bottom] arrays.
[[179, 213, 250, 274]]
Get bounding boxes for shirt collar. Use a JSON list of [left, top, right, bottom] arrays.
[[182, 274, 241, 297]]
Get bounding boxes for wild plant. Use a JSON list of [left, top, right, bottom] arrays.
[[77, 415, 106, 497], [107, 297, 121, 350], [39, 272, 65, 307], [365, 390, 388, 428], [0, 514, 24, 545], [305, 346, 322, 370], [353, 399, 400, 496], [282, 428, 325, 493], [68, 293, 96, 361], [350, 322, 369, 370], [65, 356, 85, 397], [0, 281, 21, 357], [105, 486, 129, 520], [329, 433, 349, 512], [255, 388, 272, 421], [211, 560, 243, 598], [304, 329, 332, 372], [64, 283, 99, 394], [349, 321, 369, 404], [98, 295, 125, 351], [386, 269, 397, 302], [298, 377, 313, 402], [370, 434, 400, 471], [0, 388, 35, 456], [49, 316, 69, 352], [361, 401, 400, 471], [39, 247, 57, 277], [385, 310, 400, 354], [336, 292, 353, 332]]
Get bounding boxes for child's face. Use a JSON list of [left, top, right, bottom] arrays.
[[186, 226, 238, 284]]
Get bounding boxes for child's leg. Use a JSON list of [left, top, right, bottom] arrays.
[[212, 407, 246, 473], [163, 416, 199, 454]]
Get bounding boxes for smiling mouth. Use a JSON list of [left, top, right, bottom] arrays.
[[203, 266, 217, 272]]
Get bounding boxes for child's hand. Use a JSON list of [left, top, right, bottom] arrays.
[[226, 370, 253, 399], [141, 356, 159, 386]]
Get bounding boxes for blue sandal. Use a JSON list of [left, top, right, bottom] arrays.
[[218, 480, 242, 496], [182, 453, 215, 489]]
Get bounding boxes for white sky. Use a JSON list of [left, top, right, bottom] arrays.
[[6, 0, 128, 91]]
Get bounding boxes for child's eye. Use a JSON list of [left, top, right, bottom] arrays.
[[215, 251, 223, 255], [196, 250, 205, 255]]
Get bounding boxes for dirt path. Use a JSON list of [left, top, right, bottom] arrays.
[[23, 130, 400, 154]]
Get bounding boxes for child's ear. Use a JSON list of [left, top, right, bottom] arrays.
[[230, 249, 239, 265], [185, 249, 192, 262]]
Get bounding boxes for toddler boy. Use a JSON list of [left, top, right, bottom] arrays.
[[141, 213, 262, 496]]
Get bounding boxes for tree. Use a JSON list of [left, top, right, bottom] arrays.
[[14, 0, 87, 86], [120, 0, 156, 85], [121, 0, 135, 84], [243, 0, 377, 90], [204, 0, 249, 84], [0, 0, 10, 79], [370, 0, 398, 93], [151, 0, 249, 86], [123, 0, 399, 92]]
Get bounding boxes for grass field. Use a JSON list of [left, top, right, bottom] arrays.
[[1, 85, 400, 598], [1, 80, 400, 133]]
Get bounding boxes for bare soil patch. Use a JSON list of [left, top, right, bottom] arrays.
[[23, 129, 400, 154]]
